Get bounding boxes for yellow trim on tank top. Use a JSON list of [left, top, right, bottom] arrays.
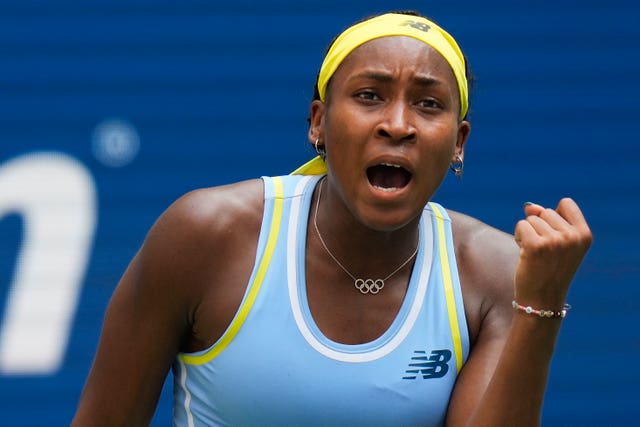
[[179, 177, 285, 365], [429, 202, 464, 374]]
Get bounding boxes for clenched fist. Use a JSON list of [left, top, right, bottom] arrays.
[[513, 198, 593, 310]]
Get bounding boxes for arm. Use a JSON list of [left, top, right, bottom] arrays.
[[71, 193, 204, 426], [71, 180, 264, 426], [447, 198, 592, 426]]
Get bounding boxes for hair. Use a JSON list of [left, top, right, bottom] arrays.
[[309, 10, 475, 121]]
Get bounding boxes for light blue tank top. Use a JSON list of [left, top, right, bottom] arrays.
[[172, 175, 469, 426]]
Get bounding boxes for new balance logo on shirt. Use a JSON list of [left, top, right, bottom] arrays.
[[403, 349, 452, 380]]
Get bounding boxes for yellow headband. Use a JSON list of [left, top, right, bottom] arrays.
[[292, 13, 468, 176], [318, 13, 468, 119]]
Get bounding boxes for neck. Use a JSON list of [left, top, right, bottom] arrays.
[[311, 177, 420, 278]]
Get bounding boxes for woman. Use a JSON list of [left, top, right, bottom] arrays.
[[72, 11, 592, 426]]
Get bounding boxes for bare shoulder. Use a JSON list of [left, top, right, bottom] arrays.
[[153, 178, 264, 241], [141, 179, 264, 262], [446, 209, 519, 344], [447, 209, 518, 271], [141, 178, 265, 296], [135, 178, 267, 350]]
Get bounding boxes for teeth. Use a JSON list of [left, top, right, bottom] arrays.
[[381, 163, 402, 168], [373, 185, 399, 192]]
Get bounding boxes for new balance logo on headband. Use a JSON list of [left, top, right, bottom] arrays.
[[402, 20, 431, 33], [403, 349, 451, 380]]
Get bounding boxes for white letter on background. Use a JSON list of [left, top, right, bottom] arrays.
[[0, 152, 97, 374]]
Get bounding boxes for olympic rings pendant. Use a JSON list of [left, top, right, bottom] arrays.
[[354, 278, 385, 294]]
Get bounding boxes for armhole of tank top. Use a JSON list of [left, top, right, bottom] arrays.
[[428, 202, 468, 374], [179, 176, 285, 365]]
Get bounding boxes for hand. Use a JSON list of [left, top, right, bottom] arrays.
[[513, 198, 592, 308]]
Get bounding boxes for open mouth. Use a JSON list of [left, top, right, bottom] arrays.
[[366, 163, 412, 192]]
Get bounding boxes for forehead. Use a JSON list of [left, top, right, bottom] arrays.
[[333, 35, 455, 84]]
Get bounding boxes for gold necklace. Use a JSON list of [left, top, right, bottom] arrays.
[[312, 179, 419, 295]]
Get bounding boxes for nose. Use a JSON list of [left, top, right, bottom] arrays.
[[376, 100, 416, 143]]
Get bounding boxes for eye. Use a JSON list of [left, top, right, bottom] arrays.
[[355, 90, 382, 102], [417, 98, 443, 110]]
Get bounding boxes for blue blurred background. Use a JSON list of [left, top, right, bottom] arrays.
[[0, 0, 638, 425]]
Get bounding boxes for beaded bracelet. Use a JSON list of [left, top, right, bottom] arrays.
[[512, 300, 571, 318]]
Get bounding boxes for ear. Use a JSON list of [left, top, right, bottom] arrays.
[[454, 120, 471, 160], [307, 100, 325, 145]]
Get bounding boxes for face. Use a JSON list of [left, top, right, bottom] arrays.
[[309, 36, 470, 231]]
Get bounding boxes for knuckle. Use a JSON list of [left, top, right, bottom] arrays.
[[579, 230, 594, 249], [526, 238, 547, 254]]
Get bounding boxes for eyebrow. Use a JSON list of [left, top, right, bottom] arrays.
[[349, 71, 443, 87]]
